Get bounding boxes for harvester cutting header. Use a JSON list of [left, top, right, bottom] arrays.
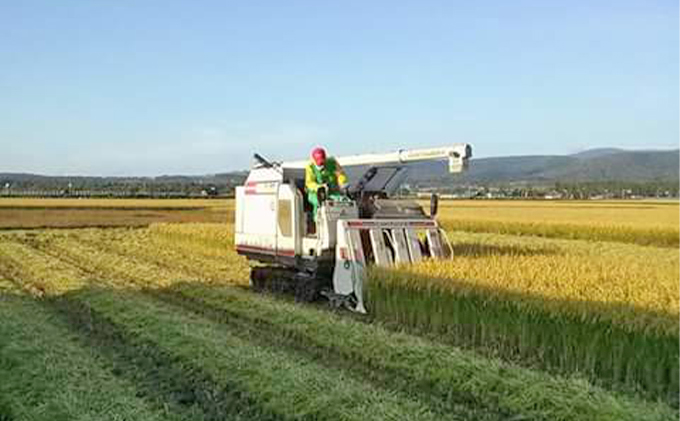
[[235, 143, 472, 313]]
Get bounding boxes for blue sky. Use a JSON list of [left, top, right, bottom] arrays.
[[0, 1, 677, 176]]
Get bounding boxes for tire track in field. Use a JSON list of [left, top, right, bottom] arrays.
[[151, 288, 503, 421], [0, 398, 14, 421], [16, 234, 468, 421], [24, 231, 502, 421], [50, 288, 448, 421], [15, 231, 499, 420], [46, 295, 285, 421], [3, 236, 271, 421]]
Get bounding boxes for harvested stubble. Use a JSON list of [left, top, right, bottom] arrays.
[[59, 288, 444, 421], [0, 234, 444, 421], [0, 282, 175, 421], [0, 198, 233, 229], [368, 232, 679, 405], [0, 197, 230, 209]]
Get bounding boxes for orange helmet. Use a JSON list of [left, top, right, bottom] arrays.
[[311, 147, 326, 166]]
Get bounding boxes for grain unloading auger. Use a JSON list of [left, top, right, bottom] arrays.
[[234, 144, 472, 313]]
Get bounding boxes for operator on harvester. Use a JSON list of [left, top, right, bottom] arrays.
[[305, 147, 348, 222]]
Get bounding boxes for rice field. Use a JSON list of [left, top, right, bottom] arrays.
[[369, 233, 678, 402], [0, 198, 231, 229], [437, 200, 679, 247], [0, 198, 677, 420]]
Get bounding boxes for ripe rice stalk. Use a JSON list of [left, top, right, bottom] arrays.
[[367, 231, 679, 405], [439, 219, 679, 248]]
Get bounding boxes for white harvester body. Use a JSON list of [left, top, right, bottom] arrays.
[[235, 144, 471, 313]]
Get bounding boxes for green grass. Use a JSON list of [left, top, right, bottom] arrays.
[[0, 283, 177, 421], [59, 287, 445, 421]]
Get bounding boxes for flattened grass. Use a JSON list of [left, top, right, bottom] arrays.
[[0, 285, 176, 421], [61, 288, 443, 421]]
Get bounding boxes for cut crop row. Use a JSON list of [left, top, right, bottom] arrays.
[[0, 234, 90, 295], [3, 233, 448, 420], [72, 226, 249, 285], [53, 287, 445, 421], [0, 283, 178, 421], [0, 238, 285, 420]]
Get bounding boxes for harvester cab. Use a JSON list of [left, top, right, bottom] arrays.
[[235, 144, 472, 313]]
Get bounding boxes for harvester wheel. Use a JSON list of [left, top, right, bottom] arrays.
[[250, 267, 267, 293], [249, 267, 297, 295], [294, 273, 321, 302]]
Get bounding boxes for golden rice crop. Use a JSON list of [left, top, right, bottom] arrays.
[[437, 200, 679, 229], [391, 231, 678, 334], [368, 230, 679, 404], [436, 200, 679, 247], [148, 222, 235, 245], [0, 235, 89, 295]]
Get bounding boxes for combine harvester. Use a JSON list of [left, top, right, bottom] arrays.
[[235, 144, 472, 313]]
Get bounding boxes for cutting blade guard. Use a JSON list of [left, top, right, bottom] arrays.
[[332, 219, 452, 313]]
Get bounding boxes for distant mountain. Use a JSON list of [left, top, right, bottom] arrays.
[[0, 171, 247, 196], [570, 148, 624, 159], [405, 148, 679, 185], [1, 148, 677, 192], [0, 172, 246, 184]]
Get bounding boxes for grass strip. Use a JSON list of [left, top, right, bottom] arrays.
[[152, 286, 499, 421], [46, 295, 281, 421], [0, 292, 175, 421], [161, 282, 676, 421], [61, 287, 443, 421], [0, 237, 280, 420]]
